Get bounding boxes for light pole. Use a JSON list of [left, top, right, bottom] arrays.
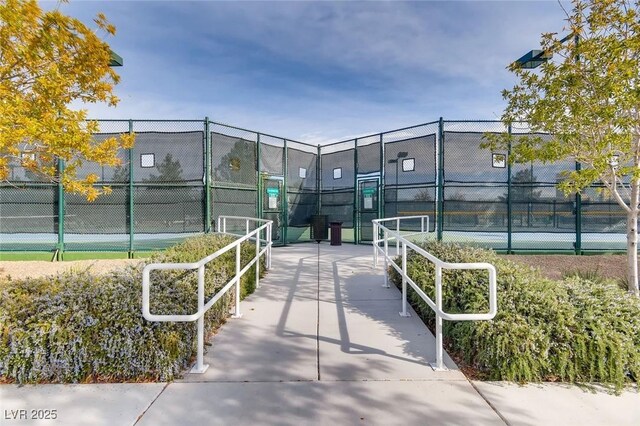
[[388, 151, 408, 216]]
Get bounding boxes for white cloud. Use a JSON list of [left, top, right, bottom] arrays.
[[64, 1, 571, 143]]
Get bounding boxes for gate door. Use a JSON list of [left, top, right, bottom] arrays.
[[356, 178, 380, 243], [262, 176, 284, 244]]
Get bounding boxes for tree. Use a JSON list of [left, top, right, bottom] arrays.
[[484, 0, 640, 295], [144, 153, 184, 183], [0, 0, 134, 201]]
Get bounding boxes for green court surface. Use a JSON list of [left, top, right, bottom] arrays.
[[0, 251, 153, 262]]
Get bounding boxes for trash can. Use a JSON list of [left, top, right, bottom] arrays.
[[310, 215, 328, 243], [329, 221, 343, 246]]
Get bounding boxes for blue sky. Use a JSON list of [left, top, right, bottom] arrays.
[[59, 1, 569, 143]]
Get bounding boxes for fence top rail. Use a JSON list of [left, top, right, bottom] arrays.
[[89, 118, 205, 123], [321, 120, 440, 148], [209, 121, 314, 148], [442, 119, 503, 123]]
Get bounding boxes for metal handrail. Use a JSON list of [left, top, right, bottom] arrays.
[[217, 216, 273, 269], [372, 215, 497, 370], [373, 215, 430, 254], [142, 216, 273, 374]]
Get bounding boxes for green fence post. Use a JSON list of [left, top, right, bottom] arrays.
[[56, 158, 65, 260], [317, 144, 321, 215], [283, 139, 288, 245], [507, 124, 512, 254], [257, 133, 262, 219], [128, 119, 134, 258], [575, 162, 582, 254], [437, 117, 445, 242], [379, 133, 384, 220], [204, 117, 212, 233], [354, 138, 359, 244]]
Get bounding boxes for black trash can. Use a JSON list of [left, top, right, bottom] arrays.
[[310, 215, 328, 243], [329, 221, 343, 246]]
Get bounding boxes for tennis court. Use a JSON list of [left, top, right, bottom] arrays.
[[0, 118, 627, 257]]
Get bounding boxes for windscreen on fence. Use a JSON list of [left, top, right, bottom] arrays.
[[0, 186, 57, 251], [320, 140, 355, 242], [129, 121, 206, 250], [287, 141, 318, 243], [357, 136, 380, 175], [211, 124, 258, 232], [383, 123, 437, 233], [0, 118, 628, 254], [442, 125, 509, 249]]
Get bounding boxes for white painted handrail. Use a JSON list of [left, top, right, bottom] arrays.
[[372, 215, 497, 371], [217, 216, 273, 269], [373, 215, 430, 257], [142, 216, 273, 374]]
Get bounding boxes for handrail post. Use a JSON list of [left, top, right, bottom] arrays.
[[382, 229, 390, 288], [399, 242, 410, 317], [396, 218, 400, 255], [267, 223, 272, 270], [255, 231, 260, 289], [190, 265, 209, 373], [246, 219, 250, 235], [222, 217, 226, 234], [372, 223, 378, 267], [433, 264, 445, 371], [232, 244, 243, 318]]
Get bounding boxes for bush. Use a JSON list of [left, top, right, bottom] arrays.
[[389, 242, 640, 392], [0, 234, 265, 383]]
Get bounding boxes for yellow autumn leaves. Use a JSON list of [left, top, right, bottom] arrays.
[[0, 0, 134, 201]]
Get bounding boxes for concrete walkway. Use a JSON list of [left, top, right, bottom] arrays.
[[1, 244, 638, 426]]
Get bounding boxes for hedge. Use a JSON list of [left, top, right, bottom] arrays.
[[389, 242, 640, 392], [0, 234, 264, 383]]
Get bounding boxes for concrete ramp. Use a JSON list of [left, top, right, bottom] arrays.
[[147, 243, 503, 425]]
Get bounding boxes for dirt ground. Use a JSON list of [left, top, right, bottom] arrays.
[[0, 259, 141, 280], [499, 254, 629, 281], [0, 254, 630, 283]]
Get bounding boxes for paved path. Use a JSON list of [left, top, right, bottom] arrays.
[[2, 244, 638, 426]]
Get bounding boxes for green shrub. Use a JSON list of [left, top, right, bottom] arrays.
[[389, 242, 640, 392], [0, 234, 265, 383]]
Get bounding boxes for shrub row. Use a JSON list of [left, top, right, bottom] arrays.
[[389, 242, 640, 392], [0, 234, 264, 383]]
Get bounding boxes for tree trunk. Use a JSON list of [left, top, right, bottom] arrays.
[[626, 210, 639, 296]]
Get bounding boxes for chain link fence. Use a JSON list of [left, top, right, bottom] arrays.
[[0, 120, 319, 255], [0, 118, 627, 254]]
